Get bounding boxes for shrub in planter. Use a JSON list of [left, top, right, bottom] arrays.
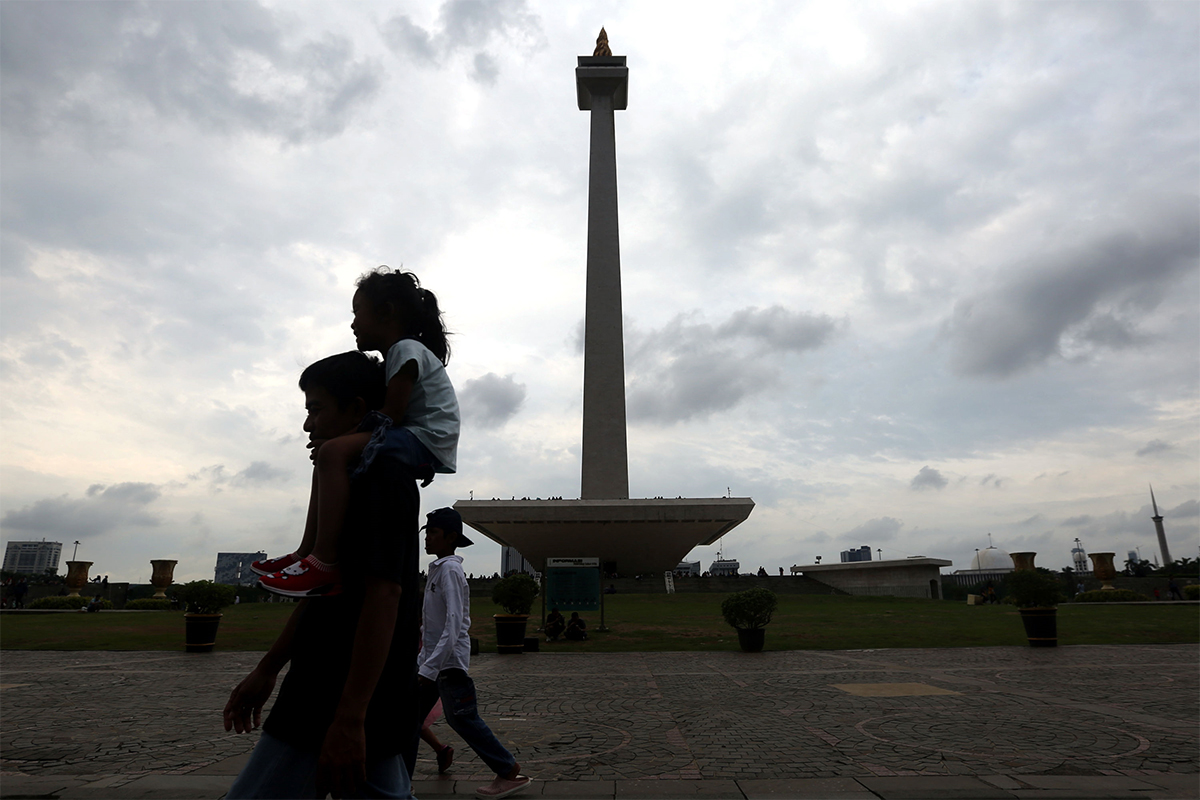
[[126, 598, 174, 611], [176, 580, 236, 653], [176, 580, 236, 614], [1183, 585, 1199, 601], [1005, 569, 1062, 648], [1074, 589, 1149, 603], [492, 573, 539, 615], [491, 574, 539, 655], [721, 588, 778, 652]]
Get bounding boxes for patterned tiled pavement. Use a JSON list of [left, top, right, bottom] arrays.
[[2, 645, 1197, 798]]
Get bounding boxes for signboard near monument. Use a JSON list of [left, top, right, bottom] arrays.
[[545, 557, 600, 611]]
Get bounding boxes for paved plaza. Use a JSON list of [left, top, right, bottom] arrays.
[[1, 645, 1197, 799]]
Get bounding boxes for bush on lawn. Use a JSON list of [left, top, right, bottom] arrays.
[[1183, 585, 1199, 601], [125, 598, 174, 611], [1074, 589, 1149, 603], [28, 596, 113, 610]]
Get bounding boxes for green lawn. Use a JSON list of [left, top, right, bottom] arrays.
[[2, 595, 1196, 652]]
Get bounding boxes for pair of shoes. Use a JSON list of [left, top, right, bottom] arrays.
[[249, 552, 300, 577], [259, 556, 342, 597], [436, 744, 454, 774], [475, 774, 531, 798]]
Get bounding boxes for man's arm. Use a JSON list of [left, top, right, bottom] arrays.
[[316, 575, 402, 797], [223, 599, 306, 734]]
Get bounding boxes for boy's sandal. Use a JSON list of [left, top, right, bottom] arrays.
[[437, 744, 454, 773]]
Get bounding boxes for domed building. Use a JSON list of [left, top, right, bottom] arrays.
[[969, 546, 1014, 572], [948, 545, 1015, 587]]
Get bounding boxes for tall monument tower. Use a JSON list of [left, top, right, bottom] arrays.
[[1150, 485, 1172, 566], [453, 31, 754, 576], [578, 31, 630, 500]]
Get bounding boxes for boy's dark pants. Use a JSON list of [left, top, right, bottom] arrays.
[[415, 669, 517, 777]]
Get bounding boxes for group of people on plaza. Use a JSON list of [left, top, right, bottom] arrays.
[[221, 267, 531, 799]]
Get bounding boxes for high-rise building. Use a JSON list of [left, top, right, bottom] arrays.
[[2, 540, 63, 575], [500, 546, 537, 578], [840, 546, 872, 563], [214, 552, 267, 586]]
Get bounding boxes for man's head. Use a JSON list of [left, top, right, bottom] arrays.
[[423, 507, 472, 558], [298, 351, 385, 440]]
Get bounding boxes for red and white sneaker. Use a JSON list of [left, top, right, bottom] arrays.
[[249, 552, 301, 577], [258, 556, 341, 597]]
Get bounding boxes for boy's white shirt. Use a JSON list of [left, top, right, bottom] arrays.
[[419, 554, 471, 681]]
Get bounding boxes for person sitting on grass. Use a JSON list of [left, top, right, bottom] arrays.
[[544, 608, 565, 642], [565, 612, 588, 641]]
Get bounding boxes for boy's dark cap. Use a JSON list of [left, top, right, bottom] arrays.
[[423, 507, 472, 547]]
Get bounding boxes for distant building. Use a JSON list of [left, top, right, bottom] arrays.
[[214, 552, 267, 586], [946, 545, 1014, 587], [1127, 550, 1140, 566], [709, 558, 740, 577], [674, 561, 700, 577], [840, 546, 872, 563], [3, 540, 63, 575], [500, 546, 537, 578]]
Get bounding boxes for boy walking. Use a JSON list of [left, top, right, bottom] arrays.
[[417, 508, 531, 799]]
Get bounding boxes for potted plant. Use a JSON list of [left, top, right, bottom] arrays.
[[176, 580, 236, 653], [491, 573, 539, 655], [1005, 569, 1063, 647], [721, 587, 778, 652]]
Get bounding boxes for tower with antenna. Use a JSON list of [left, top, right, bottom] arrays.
[[1071, 538, 1088, 574], [1150, 485, 1172, 566]]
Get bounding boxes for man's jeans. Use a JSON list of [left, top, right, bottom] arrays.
[[417, 669, 516, 777], [226, 732, 413, 799]]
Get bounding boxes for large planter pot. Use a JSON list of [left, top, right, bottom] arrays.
[[736, 628, 765, 653], [1018, 607, 1057, 647], [1089, 552, 1117, 591], [65, 561, 93, 597], [493, 614, 529, 655], [1011, 552, 1037, 571], [150, 560, 178, 599], [184, 613, 223, 653]]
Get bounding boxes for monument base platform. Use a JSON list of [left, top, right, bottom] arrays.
[[453, 497, 754, 576]]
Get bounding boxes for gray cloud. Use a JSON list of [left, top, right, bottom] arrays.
[[380, 0, 543, 81], [943, 196, 1198, 378], [843, 517, 904, 542], [1, 2, 382, 145], [1062, 515, 1093, 526], [1169, 499, 1199, 519], [626, 307, 836, 424], [1136, 440, 1174, 457], [232, 461, 292, 486], [459, 373, 526, 429], [1, 482, 162, 538], [910, 466, 947, 491]]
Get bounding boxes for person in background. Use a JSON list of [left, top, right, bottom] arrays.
[[565, 612, 588, 641]]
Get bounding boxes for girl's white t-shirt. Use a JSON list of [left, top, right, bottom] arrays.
[[385, 339, 459, 473]]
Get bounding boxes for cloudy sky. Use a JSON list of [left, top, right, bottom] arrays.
[[2, 0, 1197, 585]]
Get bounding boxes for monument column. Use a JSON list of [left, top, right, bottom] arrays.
[[577, 35, 630, 500], [1150, 485, 1172, 566]]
